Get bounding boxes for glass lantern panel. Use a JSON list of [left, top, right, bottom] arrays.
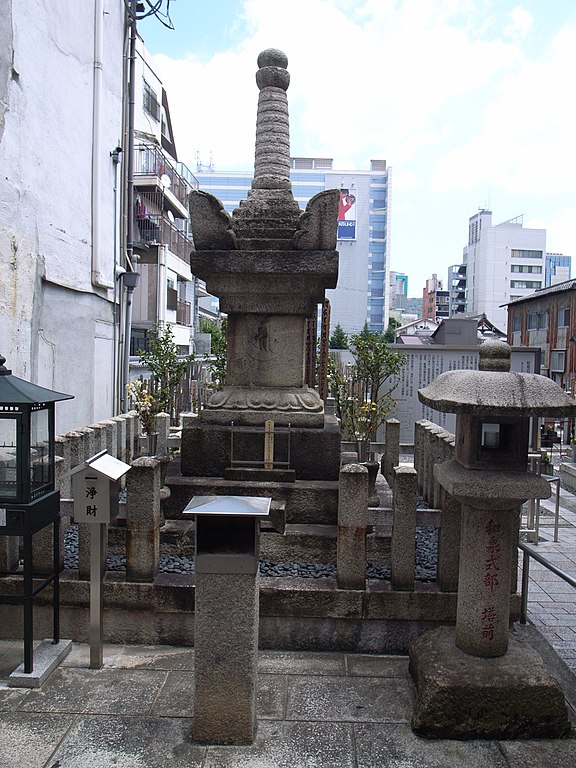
[[0, 416, 18, 498], [30, 407, 51, 495]]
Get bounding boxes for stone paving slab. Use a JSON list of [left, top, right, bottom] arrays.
[[257, 649, 345, 676], [353, 723, 510, 768], [285, 674, 414, 723], [17, 667, 168, 715], [0, 712, 75, 768], [47, 714, 207, 768], [203, 721, 356, 768], [500, 737, 576, 768]]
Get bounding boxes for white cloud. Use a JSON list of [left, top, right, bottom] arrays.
[[431, 22, 576, 197], [503, 6, 534, 41]]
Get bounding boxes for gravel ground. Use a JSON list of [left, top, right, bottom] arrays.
[[64, 523, 438, 582]]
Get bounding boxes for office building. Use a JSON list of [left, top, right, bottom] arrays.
[[389, 271, 408, 311], [546, 253, 572, 287], [447, 263, 467, 317], [463, 210, 547, 332], [194, 158, 391, 334], [422, 274, 449, 322]]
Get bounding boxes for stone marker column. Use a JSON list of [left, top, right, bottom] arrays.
[[337, 463, 368, 589], [125, 457, 161, 582], [391, 465, 417, 590]]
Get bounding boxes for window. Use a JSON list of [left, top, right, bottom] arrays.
[[538, 312, 547, 330], [527, 313, 537, 330], [511, 264, 542, 274], [557, 307, 570, 327], [511, 249, 543, 260], [512, 316, 521, 332], [510, 280, 541, 289], [143, 81, 160, 121], [550, 350, 565, 372]]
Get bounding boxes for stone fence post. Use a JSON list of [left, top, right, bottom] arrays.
[[381, 418, 400, 485], [413, 420, 431, 497], [337, 463, 368, 590], [155, 412, 170, 459], [391, 465, 417, 590], [125, 457, 161, 582]]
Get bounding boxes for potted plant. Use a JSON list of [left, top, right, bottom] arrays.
[[126, 379, 159, 455]]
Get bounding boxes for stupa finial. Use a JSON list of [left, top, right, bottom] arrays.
[[252, 48, 292, 191]]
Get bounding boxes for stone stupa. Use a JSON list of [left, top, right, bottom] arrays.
[[182, 48, 341, 481]]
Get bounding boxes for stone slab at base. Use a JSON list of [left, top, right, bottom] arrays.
[[409, 626, 571, 739], [8, 639, 72, 688], [224, 467, 296, 483]]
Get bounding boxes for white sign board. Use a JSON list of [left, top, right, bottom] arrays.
[[72, 470, 111, 524]]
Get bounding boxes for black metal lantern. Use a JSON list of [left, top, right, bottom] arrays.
[[0, 355, 73, 676], [0, 355, 72, 505]]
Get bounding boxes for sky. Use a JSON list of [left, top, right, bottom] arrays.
[[139, 0, 576, 297]]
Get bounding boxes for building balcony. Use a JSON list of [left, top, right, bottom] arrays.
[[134, 143, 192, 219], [177, 299, 191, 326], [135, 214, 194, 266]]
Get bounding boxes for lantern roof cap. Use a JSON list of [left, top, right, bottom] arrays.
[[0, 355, 74, 405], [418, 340, 576, 417]]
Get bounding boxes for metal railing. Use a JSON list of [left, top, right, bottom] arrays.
[[519, 540, 576, 624], [135, 214, 193, 264], [134, 144, 189, 207]]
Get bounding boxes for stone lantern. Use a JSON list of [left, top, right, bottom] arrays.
[[410, 340, 576, 739], [0, 354, 73, 679]]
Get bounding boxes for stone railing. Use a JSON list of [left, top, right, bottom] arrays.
[[413, 419, 461, 591]]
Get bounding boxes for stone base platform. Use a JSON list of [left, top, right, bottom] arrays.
[[181, 416, 341, 481], [409, 626, 571, 739]]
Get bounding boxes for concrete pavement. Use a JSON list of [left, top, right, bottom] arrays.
[[0, 627, 574, 767]]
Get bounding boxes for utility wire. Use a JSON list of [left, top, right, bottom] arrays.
[[138, 0, 175, 29]]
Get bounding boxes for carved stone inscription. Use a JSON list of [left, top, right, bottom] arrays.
[[227, 314, 304, 388]]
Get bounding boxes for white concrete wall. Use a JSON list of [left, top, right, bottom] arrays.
[[0, 1, 125, 433]]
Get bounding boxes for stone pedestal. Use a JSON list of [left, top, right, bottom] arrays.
[[410, 626, 571, 739], [193, 571, 259, 744]]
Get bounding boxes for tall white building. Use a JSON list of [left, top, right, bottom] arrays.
[[194, 158, 392, 335], [463, 210, 547, 332]]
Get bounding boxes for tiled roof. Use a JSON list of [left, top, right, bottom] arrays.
[[504, 279, 576, 306]]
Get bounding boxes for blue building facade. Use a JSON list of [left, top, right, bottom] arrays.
[[195, 158, 391, 335], [545, 253, 572, 288]]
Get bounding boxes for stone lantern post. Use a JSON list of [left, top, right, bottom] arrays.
[[409, 340, 576, 739]]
